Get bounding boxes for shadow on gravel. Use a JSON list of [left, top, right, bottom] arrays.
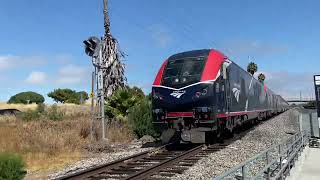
[[141, 141, 165, 148]]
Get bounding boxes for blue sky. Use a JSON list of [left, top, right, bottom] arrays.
[[0, 0, 319, 103]]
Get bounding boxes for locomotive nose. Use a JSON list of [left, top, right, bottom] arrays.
[[152, 84, 213, 112]]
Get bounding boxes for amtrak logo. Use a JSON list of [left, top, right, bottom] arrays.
[[232, 88, 240, 102], [170, 90, 186, 98]]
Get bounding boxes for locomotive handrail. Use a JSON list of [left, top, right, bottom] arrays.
[[214, 130, 309, 180]]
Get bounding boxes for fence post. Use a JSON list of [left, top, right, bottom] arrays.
[[242, 165, 246, 179], [266, 151, 270, 179]]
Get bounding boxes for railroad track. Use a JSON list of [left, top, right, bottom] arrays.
[[56, 120, 267, 180], [56, 141, 240, 180]]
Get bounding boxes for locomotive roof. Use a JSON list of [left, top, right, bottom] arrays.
[[168, 49, 211, 60]]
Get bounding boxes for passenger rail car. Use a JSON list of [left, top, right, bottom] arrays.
[[152, 49, 289, 144]]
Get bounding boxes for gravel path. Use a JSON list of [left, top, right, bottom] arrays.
[[173, 109, 300, 180], [47, 142, 153, 180]]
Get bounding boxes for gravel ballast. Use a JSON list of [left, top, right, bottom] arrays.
[[173, 109, 300, 180], [47, 142, 153, 179]]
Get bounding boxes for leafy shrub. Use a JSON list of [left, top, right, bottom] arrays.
[[0, 153, 26, 180], [128, 99, 157, 138], [48, 89, 88, 104], [47, 104, 64, 121], [18, 109, 40, 121], [8, 91, 44, 104], [105, 86, 145, 119]]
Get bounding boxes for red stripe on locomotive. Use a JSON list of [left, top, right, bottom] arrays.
[[200, 50, 225, 82], [153, 59, 168, 85]]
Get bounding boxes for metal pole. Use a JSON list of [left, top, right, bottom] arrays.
[[98, 47, 106, 140], [90, 70, 95, 141], [309, 112, 314, 137], [300, 91, 302, 101]]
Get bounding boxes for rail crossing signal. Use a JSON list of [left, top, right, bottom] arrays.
[[83, 36, 107, 140]]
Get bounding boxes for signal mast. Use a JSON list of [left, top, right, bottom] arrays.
[[83, 0, 126, 140]]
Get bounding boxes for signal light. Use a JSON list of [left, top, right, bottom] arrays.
[[83, 36, 101, 57]]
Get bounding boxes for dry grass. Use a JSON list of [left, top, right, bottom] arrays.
[[0, 117, 90, 172], [0, 103, 134, 174], [106, 121, 134, 144], [0, 102, 37, 111], [0, 114, 16, 123], [57, 103, 91, 117]]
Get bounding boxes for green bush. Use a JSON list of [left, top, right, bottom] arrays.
[[0, 153, 26, 180], [105, 86, 145, 119], [8, 91, 44, 104], [128, 99, 157, 138], [18, 109, 41, 121], [47, 104, 64, 121]]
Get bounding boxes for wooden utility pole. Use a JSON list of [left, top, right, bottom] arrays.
[[103, 0, 111, 35]]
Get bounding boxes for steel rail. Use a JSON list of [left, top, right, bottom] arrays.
[[55, 143, 171, 180], [124, 144, 205, 180]]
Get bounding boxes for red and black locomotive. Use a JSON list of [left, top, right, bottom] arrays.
[[152, 49, 288, 144]]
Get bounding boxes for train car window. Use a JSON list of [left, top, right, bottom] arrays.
[[162, 56, 207, 88], [216, 83, 220, 93]]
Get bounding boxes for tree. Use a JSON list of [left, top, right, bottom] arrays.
[[65, 91, 89, 104], [101, 0, 126, 97], [48, 89, 88, 104], [105, 86, 145, 119], [8, 91, 44, 104], [48, 89, 75, 103], [258, 73, 266, 83], [77, 91, 89, 103], [247, 62, 258, 76]]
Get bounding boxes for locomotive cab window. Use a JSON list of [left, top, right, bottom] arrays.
[[162, 56, 207, 88]]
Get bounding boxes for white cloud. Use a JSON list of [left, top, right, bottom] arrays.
[[25, 71, 47, 85], [56, 64, 89, 85], [261, 71, 316, 99], [0, 55, 16, 69], [0, 55, 46, 70], [148, 24, 173, 47]]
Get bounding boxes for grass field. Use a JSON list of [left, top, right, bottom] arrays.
[[0, 102, 133, 175], [0, 102, 37, 111]]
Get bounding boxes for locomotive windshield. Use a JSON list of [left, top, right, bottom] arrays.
[[162, 56, 207, 88]]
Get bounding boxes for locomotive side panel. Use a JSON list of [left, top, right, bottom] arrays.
[[227, 63, 267, 113]]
